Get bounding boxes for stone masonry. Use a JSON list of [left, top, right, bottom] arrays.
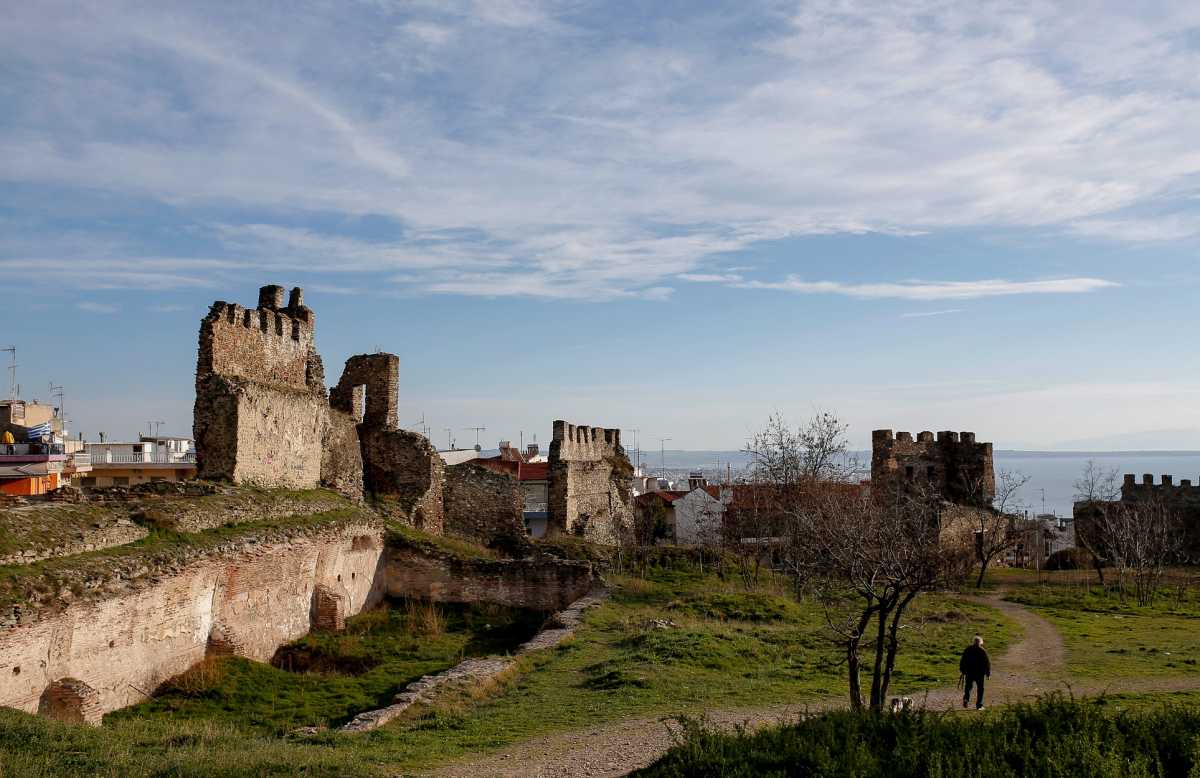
[[443, 462, 527, 550], [193, 286, 450, 529], [330, 353, 445, 532], [194, 286, 327, 488], [871, 429, 995, 508], [547, 420, 635, 544]]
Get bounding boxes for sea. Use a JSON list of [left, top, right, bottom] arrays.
[[639, 450, 1200, 519]]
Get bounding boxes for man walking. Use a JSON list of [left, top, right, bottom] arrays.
[[959, 634, 990, 710]]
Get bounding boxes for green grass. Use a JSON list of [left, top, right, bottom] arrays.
[[1005, 581, 1200, 679], [0, 567, 1020, 776], [385, 523, 501, 561], [107, 600, 543, 735], [633, 695, 1200, 777]]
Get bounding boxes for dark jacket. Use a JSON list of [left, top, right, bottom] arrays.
[[959, 644, 990, 678]]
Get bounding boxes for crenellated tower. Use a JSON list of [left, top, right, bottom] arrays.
[[871, 428, 995, 508]]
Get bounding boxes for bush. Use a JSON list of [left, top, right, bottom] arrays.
[[1044, 547, 1092, 571], [635, 696, 1200, 777]]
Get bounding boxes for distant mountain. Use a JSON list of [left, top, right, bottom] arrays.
[[1044, 428, 1200, 452]]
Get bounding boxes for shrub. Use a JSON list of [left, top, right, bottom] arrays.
[[1045, 547, 1091, 571], [635, 696, 1200, 777]]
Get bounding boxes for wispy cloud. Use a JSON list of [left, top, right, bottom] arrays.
[[1, 1, 1198, 298], [900, 309, 964, 318], [735, 277, 1118, 301], [678, 273, 744, 283], [77, 301, 120, 314]]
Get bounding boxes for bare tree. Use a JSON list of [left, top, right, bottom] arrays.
[[749, 413, 970, 712], [745, 412, 856, 487], [1085, 498, 1179, 605], [964, 469, 1030, 588], [1073, 460, 1122, 585]]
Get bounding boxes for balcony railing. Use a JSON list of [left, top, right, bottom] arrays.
[[0, 443, 66, 456], [92, 452, 198, 465]]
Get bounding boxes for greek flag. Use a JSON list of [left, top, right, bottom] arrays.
[[24, 422, 52, 441]]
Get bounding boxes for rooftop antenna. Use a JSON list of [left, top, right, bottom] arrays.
[[444, 427, 454, 450], [49, 382, 64, 428], [1, 346, 15, 400], [659, 437, 672, 479], [147, 419, 165, 438], [463, 426, 486, 448], [632, 428, 641, 474]]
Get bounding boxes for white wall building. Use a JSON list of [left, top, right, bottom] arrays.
[[673, 487, 726, 546]]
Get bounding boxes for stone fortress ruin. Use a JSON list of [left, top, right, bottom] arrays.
[[871, 429, 995, 508], [0, 285, 631, 725]]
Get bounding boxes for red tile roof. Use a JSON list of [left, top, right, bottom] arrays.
[[518, 462, 549, 481]]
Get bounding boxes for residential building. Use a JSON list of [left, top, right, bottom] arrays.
[[82, 436, 196, 488], [0, 399, 90, 495], [673, 485, 726, 545]]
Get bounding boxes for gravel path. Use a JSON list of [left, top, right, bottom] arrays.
[[421, 593, 1199, 778]]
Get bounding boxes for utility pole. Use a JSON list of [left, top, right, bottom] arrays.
[[632, 428, 641, 474], [659, 437, 672, 480], [444, 427, 454, 450], [1, 346, 15, 400]]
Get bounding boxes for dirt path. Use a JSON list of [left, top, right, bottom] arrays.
[[421, 593, 1196, 778]]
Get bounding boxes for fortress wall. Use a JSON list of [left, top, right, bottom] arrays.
[[0, 522, 385, 721]]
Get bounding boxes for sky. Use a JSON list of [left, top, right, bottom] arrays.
[[2, 0, 1199, 451]]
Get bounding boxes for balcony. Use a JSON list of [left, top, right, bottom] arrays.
[[0, 443, 67, 464], [64, 452, 92, 474], [90, 451, 197, 467]]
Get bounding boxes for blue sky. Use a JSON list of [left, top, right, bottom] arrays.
[[2, 0, 1199, 450]]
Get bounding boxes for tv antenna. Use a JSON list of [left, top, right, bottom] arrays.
[[659, 437, 672, 479], [1, 346, 15, 399], [146, 419, 165, 437], [49, 382, 65, 427], [463, 426, 487, 448], [443, 427, 454, 450]]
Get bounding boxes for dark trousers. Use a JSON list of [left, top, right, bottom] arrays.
[[964, 675, 985, 708]]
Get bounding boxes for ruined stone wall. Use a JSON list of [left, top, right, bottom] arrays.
[[0, 522, 385, 720], [871, 429, 995, 508], [443, 463, 526, 548], [360, 428, 445, 533], [547, 420, 634, 545], [385, 546, 595, 611], [321, 408, 365, 501], [194, 286, 329, 489]]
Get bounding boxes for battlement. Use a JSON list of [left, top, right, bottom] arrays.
[[1123, 473, 1200, 493], [197, 285, 321, 392], [550, 420, 622, 461], [873, 430, 985, 448], [871, 426, 994, 508]]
